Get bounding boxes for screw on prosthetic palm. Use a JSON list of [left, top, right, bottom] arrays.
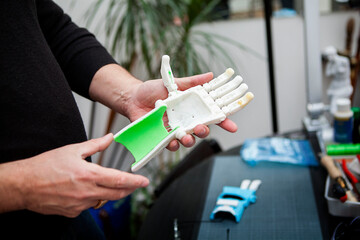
[[114, 55, 254, 172]]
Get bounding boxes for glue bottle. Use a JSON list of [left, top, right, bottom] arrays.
[[333, 98, 353, 143]]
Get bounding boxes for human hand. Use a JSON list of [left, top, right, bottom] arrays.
[[19, 134, 149, 218]]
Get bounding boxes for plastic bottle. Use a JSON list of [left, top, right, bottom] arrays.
[[333, 98, 353, 143], [352, 107, 360, 143]]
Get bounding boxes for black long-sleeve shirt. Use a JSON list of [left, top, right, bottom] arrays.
[[0, 0, 116, 238]]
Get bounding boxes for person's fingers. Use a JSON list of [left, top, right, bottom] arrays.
[[166, 139, 180, 151], [79, 133, 114, 159], [179, 134, 196, 148], [193, 125, 210, 138], [217, 118, 238, 133], [92, 166, 149, 189], [166, 125, 209, 151], [175, 72, 213, 91], [92, 187, 138, 202]]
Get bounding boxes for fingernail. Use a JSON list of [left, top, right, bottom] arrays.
[[141, 179, 149, 187]]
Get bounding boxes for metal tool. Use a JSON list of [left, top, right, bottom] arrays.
[[321, 155, 358, 202]]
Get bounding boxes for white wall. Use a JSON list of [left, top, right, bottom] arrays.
[[197, 18, 273, 149], [53, 0, 360, 159], [273, 16, 307, 134]]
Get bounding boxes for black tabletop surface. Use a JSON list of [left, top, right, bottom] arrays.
[[137, 130, 356, 240]]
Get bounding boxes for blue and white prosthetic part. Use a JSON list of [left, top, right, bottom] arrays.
[[210, 179, 261, 222]]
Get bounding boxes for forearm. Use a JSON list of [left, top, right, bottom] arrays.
[[0, 160, 27, 213], [89, 64, 143, 117]]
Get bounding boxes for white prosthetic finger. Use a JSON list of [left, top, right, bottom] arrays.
[[249, 180, 262, 192], [215, 83, 248, 108], [209, 75, 243, 100], [240, 179, 251, 189], [161, 55, 178, 95], [222, 92, 254, 116], [215, 83, 249, 108], [175, 128, 187, 140], [203, 68, 234, 92]]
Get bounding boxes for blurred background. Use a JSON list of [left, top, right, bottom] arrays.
[[54, 0, 360, 163]]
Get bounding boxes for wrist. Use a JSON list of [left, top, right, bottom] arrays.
[[0, 160, 28, 213], [89, 64, 143, 116]]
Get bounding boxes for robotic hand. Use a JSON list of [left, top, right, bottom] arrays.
[[114, 55, 254, 172]]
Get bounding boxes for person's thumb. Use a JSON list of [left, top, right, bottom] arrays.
[[176, 72, 213, 91], [79, 133, 114, 159]]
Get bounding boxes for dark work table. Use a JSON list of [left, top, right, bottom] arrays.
[[137, 130, 356, 239]]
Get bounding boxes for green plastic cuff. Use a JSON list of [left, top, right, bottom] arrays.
[[114, 105, 176, 168]]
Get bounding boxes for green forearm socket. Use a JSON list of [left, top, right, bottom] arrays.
[[114, 105, 177, 168]]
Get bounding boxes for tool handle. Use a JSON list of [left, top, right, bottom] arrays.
[[346, 18, 355, 54], [332, 182, 346, 199], [321, 156, 359, 202], [334, 176, 358, 202], [346, 190, 358, 202], [321, 155, 342, 179], [342, 159, 359, 184]]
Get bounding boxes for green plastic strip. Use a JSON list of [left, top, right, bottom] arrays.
[[326, 143, 360, 155], [114, 105, 174, 165]]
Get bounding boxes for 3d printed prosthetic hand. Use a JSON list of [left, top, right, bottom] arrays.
[[210, 179, 261, 223], [114, 55, 254, 172]]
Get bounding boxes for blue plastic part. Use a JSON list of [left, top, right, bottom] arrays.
[[240, 137, 319, 166], [210, 186, 257, 223]]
